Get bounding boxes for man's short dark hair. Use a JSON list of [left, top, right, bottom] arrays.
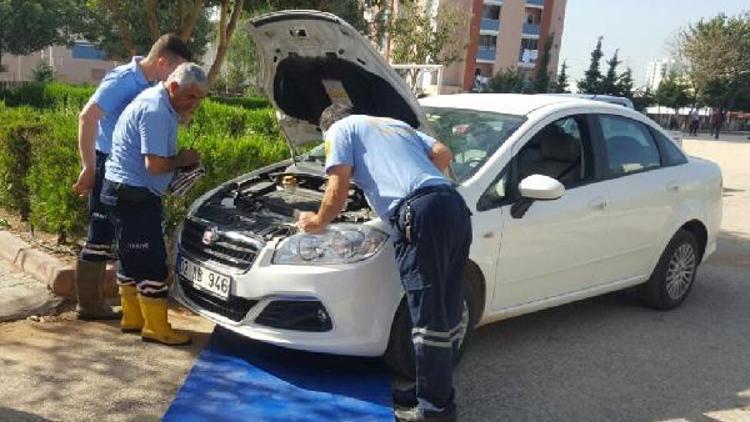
[[319, 103, 354, 132], [147, 33, 193, 63]]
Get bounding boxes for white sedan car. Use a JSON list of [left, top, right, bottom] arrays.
[[172, 11, 722, 376]]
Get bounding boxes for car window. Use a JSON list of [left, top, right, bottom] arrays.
[[599, 115, 661, 176], [477, 115, 591, 211], [516, 116, 591, 188], [423, 106, 526, 183], [649, 127, 688, 166]]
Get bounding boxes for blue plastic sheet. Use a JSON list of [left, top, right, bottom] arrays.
[[164, 326, 394, 421]]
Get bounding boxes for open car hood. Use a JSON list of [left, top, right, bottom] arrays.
[[248, 10, 431, 153]]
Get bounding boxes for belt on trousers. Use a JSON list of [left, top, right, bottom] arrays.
[[112, 183, 159, 203], [390, 184, 456, 243]]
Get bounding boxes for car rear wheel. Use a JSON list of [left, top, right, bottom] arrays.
[[640, 230, 700, 310], [383, 268, 481, 380]]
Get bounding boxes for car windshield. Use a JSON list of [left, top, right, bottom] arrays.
[[423, 106, 525, 182], [300, 107, 525, 182]]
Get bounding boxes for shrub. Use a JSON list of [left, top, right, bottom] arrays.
[[0, 83, 93, 111], [0, 106, 42, 221], [209, 96, 270, 110], [0, 84, 291, 244], [26, 111, 87, 242]]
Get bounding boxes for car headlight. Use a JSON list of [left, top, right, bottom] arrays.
[[273, 224, 389, 265]]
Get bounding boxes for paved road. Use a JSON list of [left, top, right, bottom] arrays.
[[1, 134, 748, 421]]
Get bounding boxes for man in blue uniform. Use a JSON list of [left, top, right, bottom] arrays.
[[72, 34, 192, 320], [297, 104, 472, 422], [101, 63, 207, 346]]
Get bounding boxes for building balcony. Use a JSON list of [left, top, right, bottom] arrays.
[[480, 18, 500, 31], [518, 48, 538, 65], [526, 0, 544, 7], [477, 47, 497, 62], [522, 23, 541, 36]]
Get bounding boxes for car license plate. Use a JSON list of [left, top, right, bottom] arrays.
[[178, 256, 231, 300]]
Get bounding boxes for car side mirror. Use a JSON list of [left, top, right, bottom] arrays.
[[519, 175, 565, 200], [511, 175, 565, 219]]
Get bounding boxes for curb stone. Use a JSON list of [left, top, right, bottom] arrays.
[[0, 230, 118, 299]]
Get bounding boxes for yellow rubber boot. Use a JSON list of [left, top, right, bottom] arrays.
[[119, 285, 144, 333], [138, 295, 191, 346]]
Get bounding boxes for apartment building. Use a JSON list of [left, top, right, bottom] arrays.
[[442, 0, 567, 92]]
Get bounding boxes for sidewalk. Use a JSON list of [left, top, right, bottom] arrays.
[[0, 257, 62, 322]]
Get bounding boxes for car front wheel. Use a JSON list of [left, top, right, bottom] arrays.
[[383, 268, 481, 380], [640, 229, 700, 310]]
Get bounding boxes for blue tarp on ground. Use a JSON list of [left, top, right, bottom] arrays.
[[163, 326, 394, 421]]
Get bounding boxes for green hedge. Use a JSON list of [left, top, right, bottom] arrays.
[[0, 83, 94, 111], [209, 96, 271, 110], [0, 82, 270, 112], [0, 84, 289, 243]]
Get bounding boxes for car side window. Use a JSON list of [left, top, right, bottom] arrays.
[[477, 115, 592, 211], [599, 115, 661, 176], [516, 116, 591, 189], [649, 127, 688, 166]]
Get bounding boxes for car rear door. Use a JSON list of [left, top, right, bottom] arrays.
[[593, 114, 683, 283]]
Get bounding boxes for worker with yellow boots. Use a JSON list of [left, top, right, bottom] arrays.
[[100, 63, 208, 345], [73, 34, 192, 321]]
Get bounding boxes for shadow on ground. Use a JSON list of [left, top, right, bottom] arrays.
[[0, 302, 212, 421], [454, 230, 750, 422]]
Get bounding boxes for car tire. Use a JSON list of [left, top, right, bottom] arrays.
[[383, 267, 482, 380], [639, 229, 700, 310]]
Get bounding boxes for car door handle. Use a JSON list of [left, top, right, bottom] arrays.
[[588, 197, 607, 210], [667, 182, 680, 192]]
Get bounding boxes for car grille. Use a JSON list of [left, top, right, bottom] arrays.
[[180, 219, 259, 270], [178, 276, 258, 322]]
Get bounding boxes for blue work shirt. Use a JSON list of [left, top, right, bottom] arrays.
[[90, 56, 151, 154], [324, 115, 450, 220], [105, 84, 179, 196]]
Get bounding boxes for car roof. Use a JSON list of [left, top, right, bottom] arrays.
[[419, 93, 619, 116]]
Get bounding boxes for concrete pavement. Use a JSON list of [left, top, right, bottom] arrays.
[[0, 257, 62, 322]]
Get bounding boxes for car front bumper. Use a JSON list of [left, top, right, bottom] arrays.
[[172, 242, 403, 357]]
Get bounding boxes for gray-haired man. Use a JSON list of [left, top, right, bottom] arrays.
[[101, 63, 208, 346]]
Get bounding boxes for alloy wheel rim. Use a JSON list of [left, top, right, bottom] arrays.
[[665, 243, 696, 300]]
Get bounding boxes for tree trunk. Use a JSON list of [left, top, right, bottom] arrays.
[[178, 0, 207, 43], [207, 0, 244, 87], [144, 0, 161, 43], [105, 0, 137, 56]]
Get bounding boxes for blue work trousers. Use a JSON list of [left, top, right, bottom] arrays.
[[390, 184, 472, 415], [80, 151, 115, 262]]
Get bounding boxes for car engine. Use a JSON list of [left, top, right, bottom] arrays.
[[190, 164, 376, 242]]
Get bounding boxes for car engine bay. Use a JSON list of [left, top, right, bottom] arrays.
[[190, 163, 376, 242]]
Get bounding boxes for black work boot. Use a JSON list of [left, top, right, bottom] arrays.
[[75, 259, 121, 320], [392, 385, 418, 409], [394, 406, 457, 422]]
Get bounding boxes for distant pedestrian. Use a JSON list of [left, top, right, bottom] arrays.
[[669, 115, 679, 131], [710, 110, 725, 139], [689, 109, 700, 136]]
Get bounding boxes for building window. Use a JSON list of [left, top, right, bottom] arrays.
[[521, 38, 538, 50], [482, 5, 501, 20], [479, 35, 497, 50], [525, 8, 542, 24]]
